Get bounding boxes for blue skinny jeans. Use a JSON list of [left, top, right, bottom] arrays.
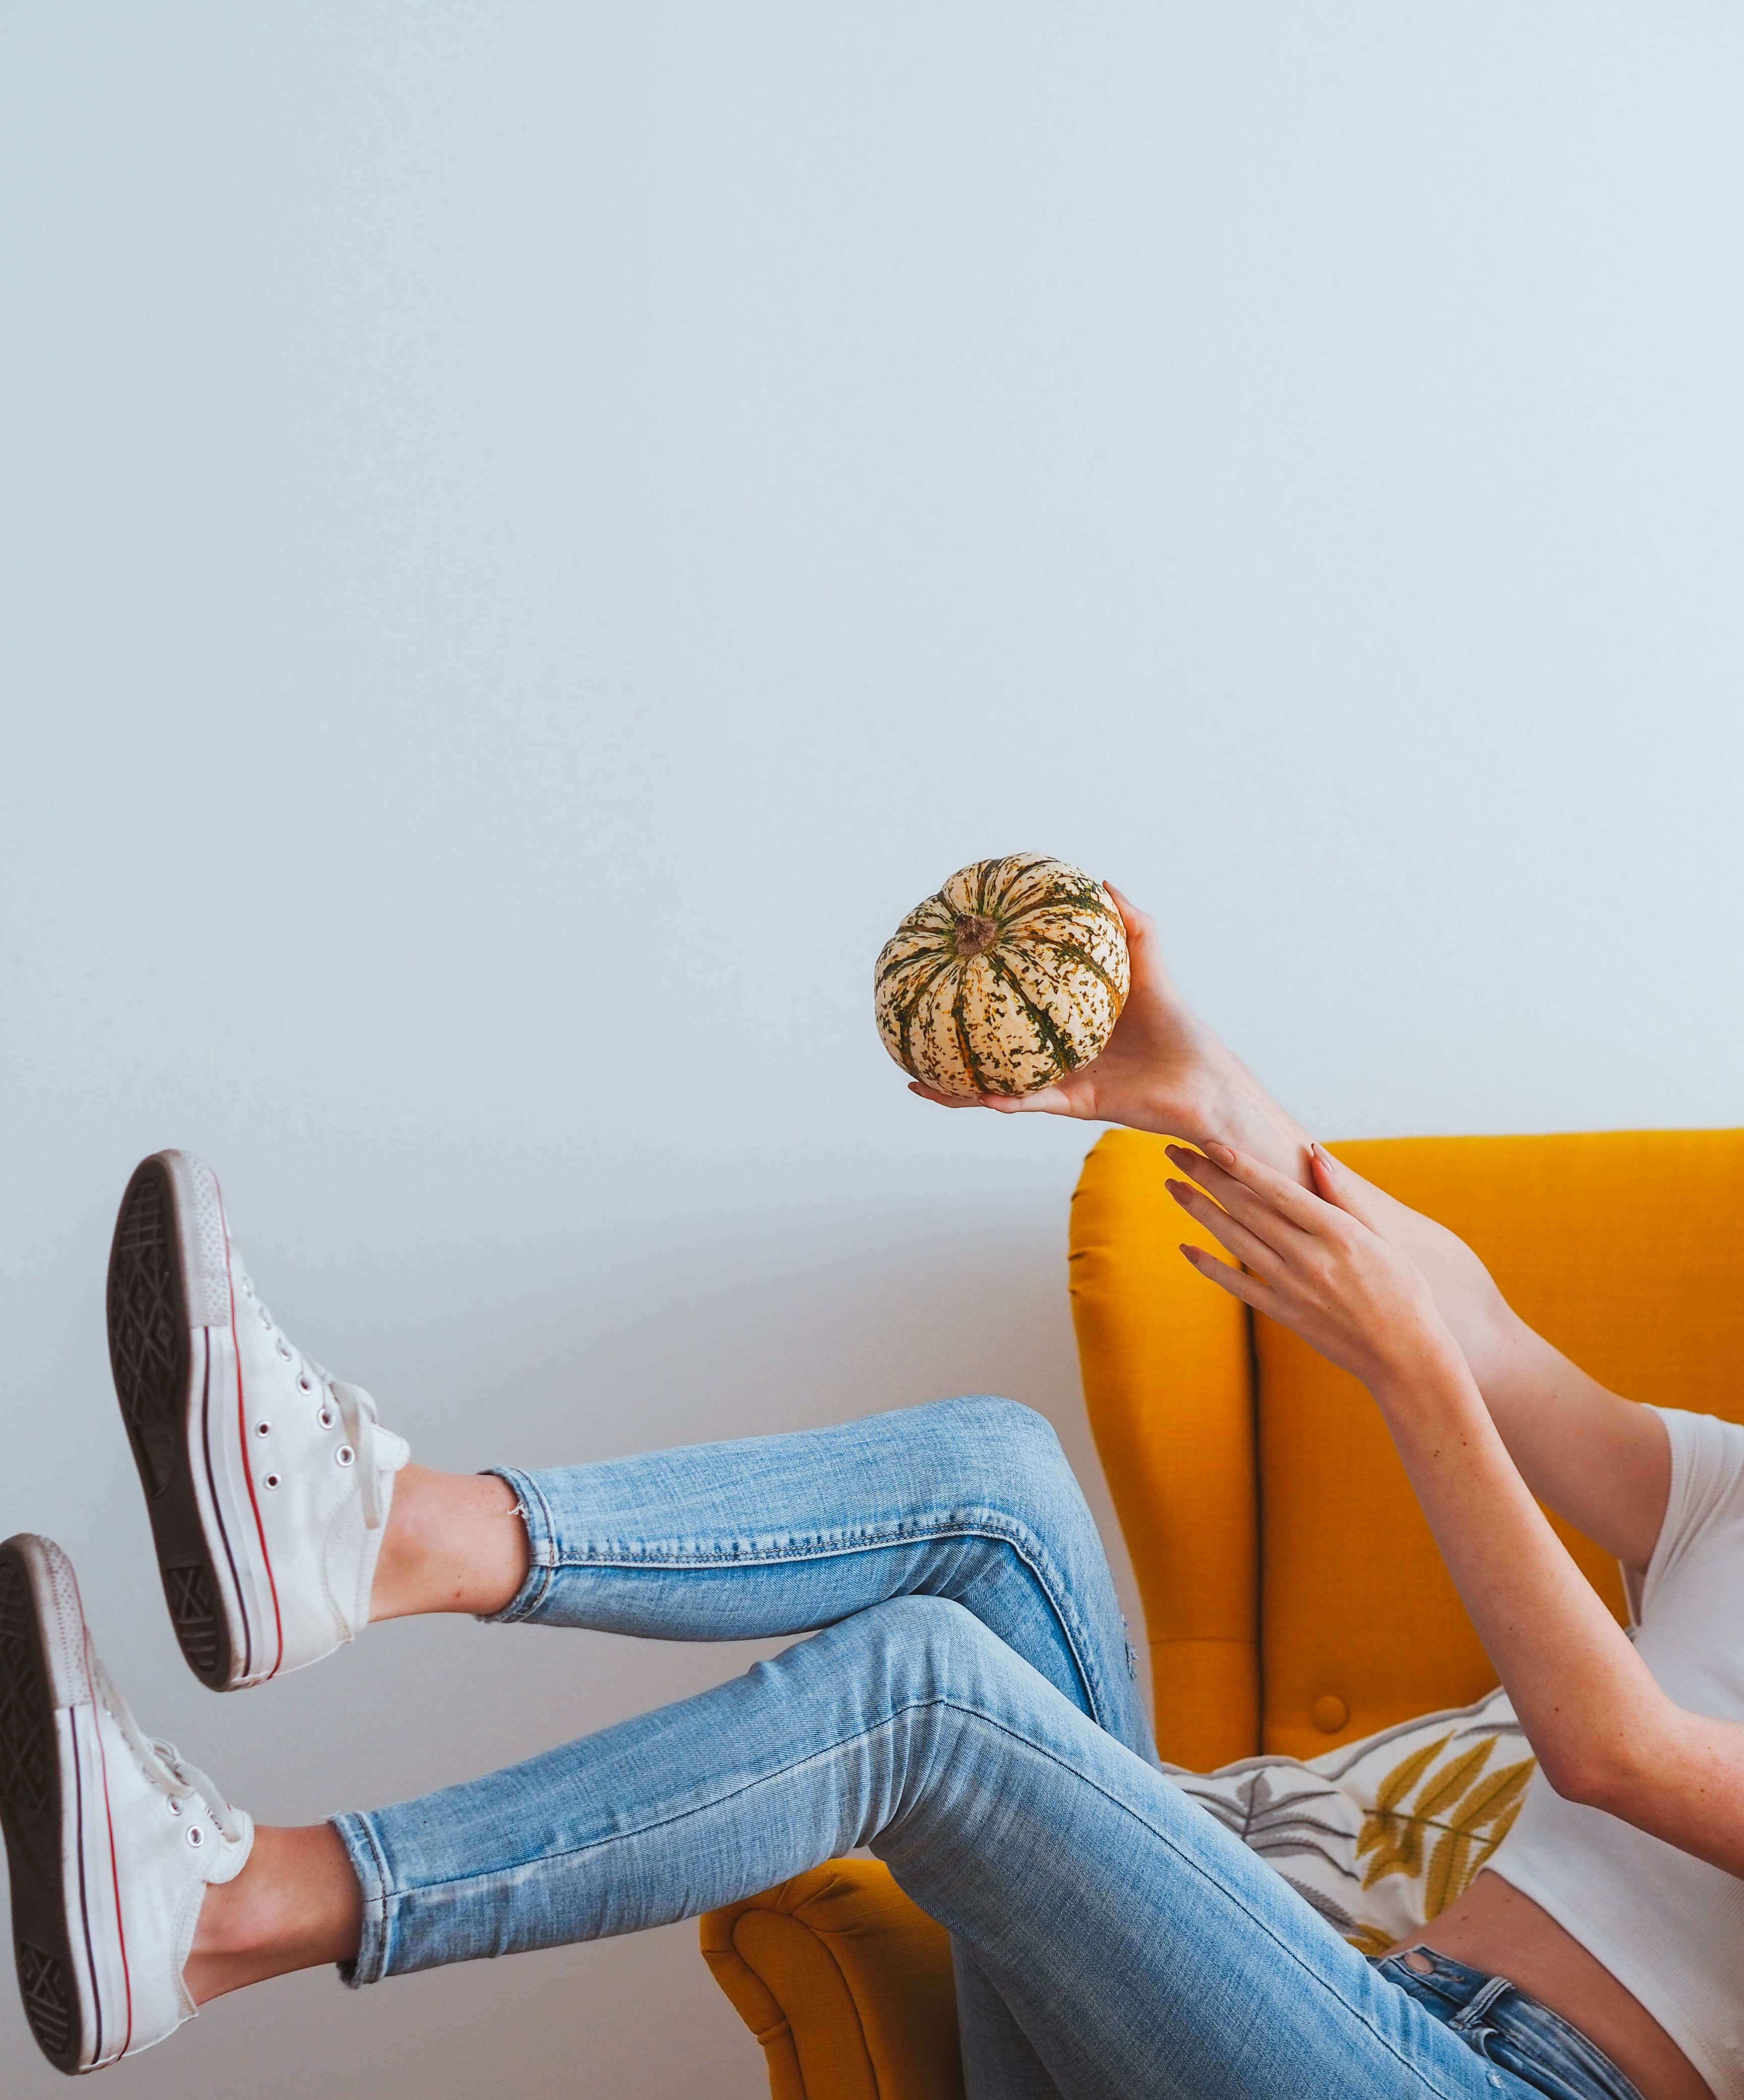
[[330, 1398, 1626, 2100]]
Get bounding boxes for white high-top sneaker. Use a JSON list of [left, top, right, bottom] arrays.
[[106, 1151, 410, 1692], [0, 1534, 254, 2072]]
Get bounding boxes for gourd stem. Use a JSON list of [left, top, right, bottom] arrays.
[[953, 913, 999, 957]]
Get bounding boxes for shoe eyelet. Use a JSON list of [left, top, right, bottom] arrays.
[[276, 1340, 292, 1361], [297, 1374, 313, 1393], [257, 1305, 271, 1326], [254, 1421, 271, 1438], [186, 1824, 205, 1849], [317, 1404, 336, 1430], [263, 1472, 282, 1490], [168, 1799, 183, 1816], [336, 1445, 355, 1469]]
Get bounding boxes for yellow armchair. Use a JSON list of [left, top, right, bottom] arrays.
[[702, 1126, 1744, 2097]]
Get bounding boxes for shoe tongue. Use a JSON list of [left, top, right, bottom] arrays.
[[374, 1426, 412, 1474], [204, 1808, 255, 1884]]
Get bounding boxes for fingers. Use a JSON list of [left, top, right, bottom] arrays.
[[906, 1080, 1073, 1116], [1189, 1138, 1349, 1243], [1165, 1143, 1317, 1252], [1102, 882, 1154, 948], [1183, 1134, 1383, 1247], [1101, 884, 1165, 993], [1177, 1241, 1277, 1314], [1165, 1177, 1288, 1279], [1305, 1143, 1388, 1229], [982, 1085, 1073, 1116], [907, 1083, 985, 1110]]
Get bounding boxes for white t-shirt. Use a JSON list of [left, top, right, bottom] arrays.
[[1490, 1406, 1744, 2100]]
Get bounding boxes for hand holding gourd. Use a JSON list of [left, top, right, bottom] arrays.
[[875, 853, 1129, 1101], [890, 870, 1218, 1135]]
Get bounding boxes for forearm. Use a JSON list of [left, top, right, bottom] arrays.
[[1332, 1179, 1524, 1386], [1374, 1344, 1744, 1879], [1370, 1344, 1661, 1802], [1346, 1173, 1667, 1563]]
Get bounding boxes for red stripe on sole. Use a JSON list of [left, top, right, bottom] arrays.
[[91, 1704, 133, 2062], [216, 1175, 285, 1682]]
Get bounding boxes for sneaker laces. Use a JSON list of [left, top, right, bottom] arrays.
[[234, 1258, 392, 1532], [234, 1258, 328, 1389], [87, 1645, 246, 1847]]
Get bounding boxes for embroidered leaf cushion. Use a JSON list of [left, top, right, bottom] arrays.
[[875, 853, 1130, 1098], [1167, 1687, 1536, 1955]]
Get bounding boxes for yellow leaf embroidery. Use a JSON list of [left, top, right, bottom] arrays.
[[1422, 1769, 1534, 1916], [1354, 1734, 1538, 1908], [1354, 1733, 1454, 1883], [1372, 1735, 1452, 1819], [1424, 1826, 1480, 1918], [1480, 1795, 1526, 1857], [1344, 1922, 1397, 1959], [1357, 1840, 1413, 1886], [1451, 1758, 1534, 1836], [1411, 1740, 1496, 1822]]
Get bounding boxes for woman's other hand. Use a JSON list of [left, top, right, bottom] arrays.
[[1165, 1140, 1459, 1395]]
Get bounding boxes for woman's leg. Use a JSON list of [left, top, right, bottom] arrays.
[[194, 1597, 1522, 2100], [377, 1395, 1149, 1760], [374, 1392, 1141, 2093], [954, 1952, 1073, 2100]]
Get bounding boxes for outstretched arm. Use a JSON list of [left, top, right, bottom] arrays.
[[1164, 1145, 1737, 1876], [913, 888, 1669, 1573]]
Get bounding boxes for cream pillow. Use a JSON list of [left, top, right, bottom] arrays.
[[1165, 1687, 1535, 1955]]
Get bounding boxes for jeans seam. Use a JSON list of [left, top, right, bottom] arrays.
[[332, 1809, 396, 1987], [538, 1519, 1117, 1733], [480, 1466, 559, 1622], [366, 1693, 1462, 2094]]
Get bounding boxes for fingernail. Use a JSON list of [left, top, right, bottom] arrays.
[[1208, 1142, 1235, 1164]]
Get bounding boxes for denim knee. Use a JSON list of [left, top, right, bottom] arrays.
[[848, 1591, 1026, 1702], [928, 1396, 1084, 1529]]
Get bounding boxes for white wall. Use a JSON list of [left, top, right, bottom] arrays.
[[4, 7, 1742, 2094]]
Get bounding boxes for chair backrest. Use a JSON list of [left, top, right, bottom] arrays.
[[1069, 1126, 1744, 1768]]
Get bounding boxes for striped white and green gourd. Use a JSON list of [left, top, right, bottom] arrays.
[[875, 853, 1130, 1098]]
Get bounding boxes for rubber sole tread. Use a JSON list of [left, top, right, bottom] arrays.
[[106, 1160, 237, 1691], [0, 1544, 83, 2073]]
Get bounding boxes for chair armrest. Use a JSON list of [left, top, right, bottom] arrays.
[[700, 1858, 963, 2100], [1070, 1127, 1262, 1767]]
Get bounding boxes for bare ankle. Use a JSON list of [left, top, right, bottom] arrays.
[[187, 1825, 362, 2006], [369, 1465, 529, 1623]]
